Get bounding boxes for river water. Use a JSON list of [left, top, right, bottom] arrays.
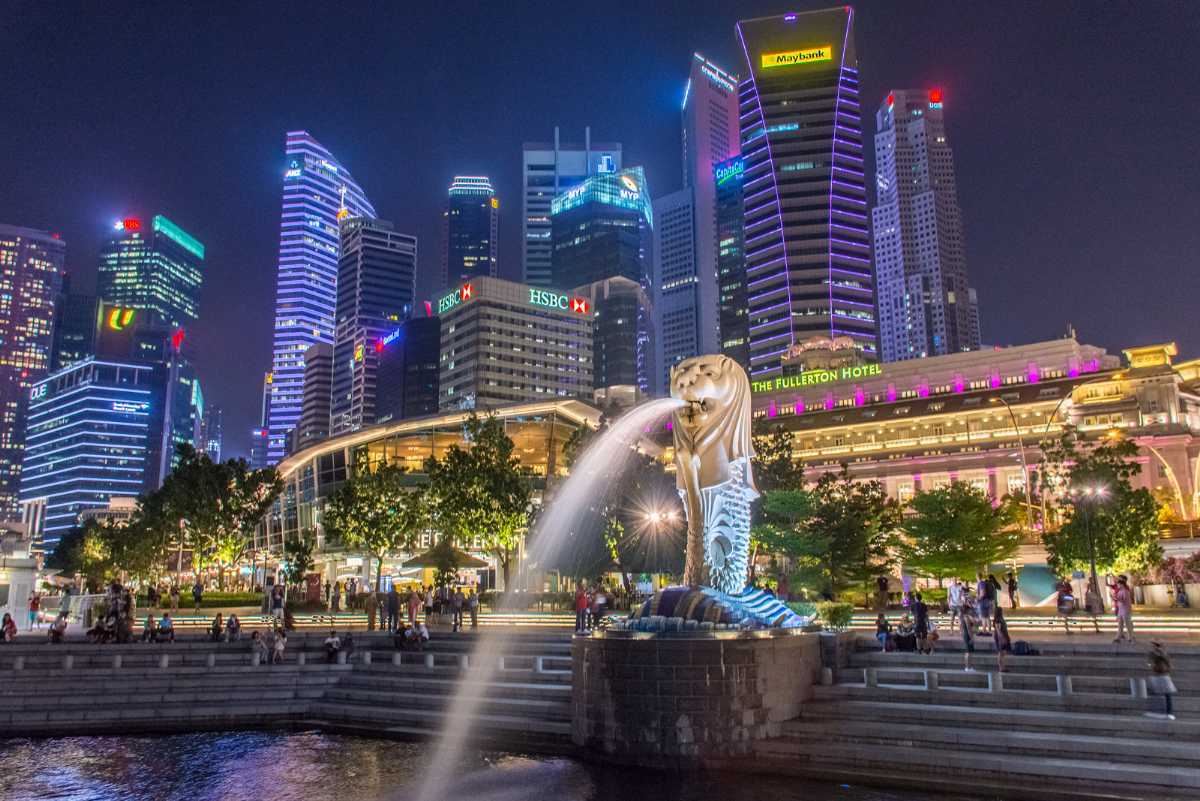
[[0, 731, 993, 801]]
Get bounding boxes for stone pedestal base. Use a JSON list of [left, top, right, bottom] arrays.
[[571, 629, 821, 765]]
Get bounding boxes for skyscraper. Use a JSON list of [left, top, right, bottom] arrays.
[[329, 217, 417, 436], [522, 127, 621, 287], [199, 403, 223, 462], [265, 131, 375, 462], [374, 315, 441, 423], [50, 289, 99, 371], [294, 342, 332, 452], [714, 156, 749, 368], [0, 225, 65, 520], [652, 190, 698, 388], [442, 176, 498, 287], [735, 8, 875, 377], [873, 88, 980, 361], [97, 215, 204, 329], [550, 168, 655, 396]]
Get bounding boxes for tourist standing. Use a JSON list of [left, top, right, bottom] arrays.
[[1112, 575, 1135, 643], [424, 585, 435, 624], [574, 587, 588, 633], [386, 585, 400, 633], [590, 586, 605, 629], [365, 590, 378, 631], [451, 587, 465, 633], [147, 584, 159, 611], [169, 584, 180, 612], [1146, 642, 1177, 720], [975, 573, 993, 634], [912, 593, 931, 654], [408, 588, 421, 625], [323, 580, 331, 607], [468, 588, 479, 629], [993, 608, 1012, 673], [192, 578, 203, 614], [960, 602, 977, 672], [332, 581, 342, 613], [947, 578, 964, 631], [1005, 571, 1019, 609], [27, 592, 40, 630]]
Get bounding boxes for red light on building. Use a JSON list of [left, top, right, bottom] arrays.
[[374, 340, 384, 353], [171, 328, 185, 351], [571, 298, 589, 314], [51, 233, 61, 240], [460, 283, 473, 301], [886, 93, 895, 107], [423, 300, 433, 317], [929, 88, 943, 104], [123, 218, 142, 231]]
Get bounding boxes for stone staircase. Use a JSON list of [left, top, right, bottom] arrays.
[[753, 635, 1200, 800], [0, 632, 573, 747]]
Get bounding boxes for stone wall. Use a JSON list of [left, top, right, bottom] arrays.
[[571, 629, 822, 764]]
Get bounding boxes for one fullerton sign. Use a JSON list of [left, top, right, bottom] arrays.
[[761, 45, 833, 69]]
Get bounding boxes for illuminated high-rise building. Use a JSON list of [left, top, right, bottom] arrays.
[[735, 8, 875, 377], [522, 127, 621, 287], [714, 155, 749, 368], [294, 343, 332, 452], [0, 225, 65, 520], [551, 167, 655, 397], [199, 403, 223, 463], [329, 217, 417, 436], [873, 88, 980, 361], [97, 215, 204, 329], [442, 176, 498, 287], [265, 131, 375, 462]]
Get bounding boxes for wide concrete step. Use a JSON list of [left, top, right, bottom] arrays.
[[0, 686, 325, 712], [322, 687, 570, 720], [799, 699, 1200, 741], [853, 635, 1200, 657], [843, 664, 1190, 697], [851, 651, 1200, 683], [0, 700, 312, 734], [0, 668, 346, 695], [755, 737, 1200, 797], [348, 663, 568, 684], [815, 683, 1200, 714], [781, 716, 1196, 767], [307, 701, 571, 737], [334, 674, 571, 700]]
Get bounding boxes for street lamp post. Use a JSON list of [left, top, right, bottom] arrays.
[[990, 396, 1035, 538], [1073, 484, 1108, 613]]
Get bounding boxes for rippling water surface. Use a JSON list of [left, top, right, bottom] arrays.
[[0, 731, 991, 801]]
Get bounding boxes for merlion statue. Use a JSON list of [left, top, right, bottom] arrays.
[[670, 354, 758, 593], [627, 354, 805, 630]]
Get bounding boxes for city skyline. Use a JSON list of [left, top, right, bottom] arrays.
[[3, 1, 1198, 454]]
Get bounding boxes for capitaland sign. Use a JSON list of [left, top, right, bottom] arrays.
[[761, 45, 832, 69], [715, 158, 744, 186], [529, 289, 589, 314], [751, 363, 882, 393]]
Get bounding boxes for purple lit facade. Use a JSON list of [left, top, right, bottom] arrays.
[[735, 8, 875, 378]]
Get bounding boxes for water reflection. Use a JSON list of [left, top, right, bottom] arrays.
[[0, 732, 989, 801]]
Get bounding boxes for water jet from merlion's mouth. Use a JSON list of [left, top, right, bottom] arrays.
[[410, 397, 684, 801]]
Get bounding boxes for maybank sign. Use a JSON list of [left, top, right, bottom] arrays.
[[761, 45, 833, 69], [752, 363, 882, 393]]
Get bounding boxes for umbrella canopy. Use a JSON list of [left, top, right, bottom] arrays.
[[403, 547, 489, 569]]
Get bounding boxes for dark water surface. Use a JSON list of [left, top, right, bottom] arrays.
[[0, 731, 995, 801]]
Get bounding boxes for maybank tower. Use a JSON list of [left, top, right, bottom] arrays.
[[735, 8, 875, 378]]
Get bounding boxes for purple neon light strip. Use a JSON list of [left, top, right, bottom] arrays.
[[826, 19, 853, 345]]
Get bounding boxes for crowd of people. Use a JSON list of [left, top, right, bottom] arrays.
[[573, 585, 610, 632], [363, 585, 479, 634]]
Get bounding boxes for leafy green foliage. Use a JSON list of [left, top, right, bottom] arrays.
[[323, 460, 427, 591], [281, 529, 317, 587], [900, 483, 1018, 582], [816, 601, 854, 631], [752, 421, 803, 491], [1040, 428, 1163, 576], [796, 467, 900, 600], [424, 414, 531, 588]]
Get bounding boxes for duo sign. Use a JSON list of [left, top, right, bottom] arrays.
[[751, 363, 882, 393]]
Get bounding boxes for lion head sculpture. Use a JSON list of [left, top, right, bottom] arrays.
[[669, 354, 757, 493]]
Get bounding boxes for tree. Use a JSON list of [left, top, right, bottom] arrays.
[[752, 421, 803, 491], [280, 529, 316, 588], [796, 467, 900, 602], [749, 489, 811, 585], [1040, 428, 1163, 578], [323, 460, 427, 591], [425, 414, 531, 589], [900, 483, 1018, 584]]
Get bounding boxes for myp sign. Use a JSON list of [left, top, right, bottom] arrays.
[[529, 289, 589, 315]]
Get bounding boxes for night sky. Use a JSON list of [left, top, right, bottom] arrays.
[[3, 1, 1198, 457]]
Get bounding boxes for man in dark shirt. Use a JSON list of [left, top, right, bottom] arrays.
[[912, 592, 931, 654]]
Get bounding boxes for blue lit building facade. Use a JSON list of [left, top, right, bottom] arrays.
[[736, 8, 876, 378], [442, 176, 498, 287], [0, 225, 66, 521], [265, 131, 375, 463], [374, 315, 441, 423], [714, 156, 749, 369], [97, 215, 204, 329]]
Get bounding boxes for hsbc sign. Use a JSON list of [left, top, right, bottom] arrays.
[[528, 289, 589, 315]]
